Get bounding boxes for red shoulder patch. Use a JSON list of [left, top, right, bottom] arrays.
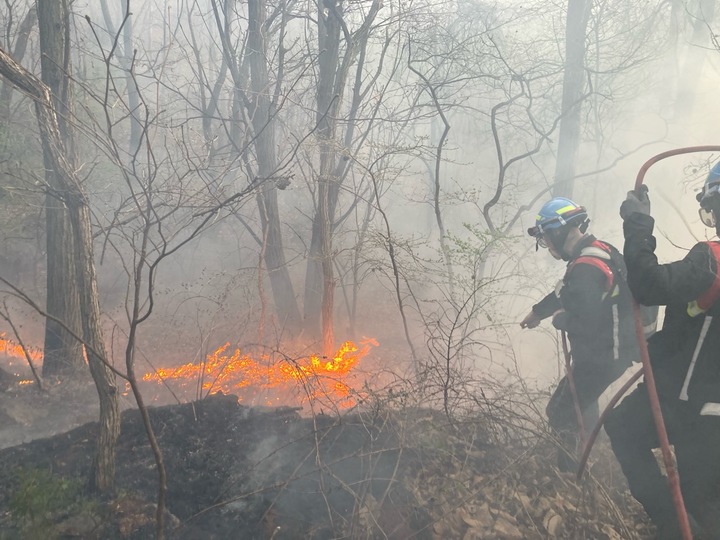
[[570, 256, 613, 291]]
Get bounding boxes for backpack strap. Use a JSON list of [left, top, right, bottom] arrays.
[[570, 241, 623, 360], [569, 241, 614, 292], [688, 241, 720, 317]]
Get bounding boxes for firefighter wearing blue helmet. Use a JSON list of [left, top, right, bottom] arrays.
[[521, 197, 640, 472], [697, 160, 720, 229], [527, 197, 590, 259], [605, 162, 720, 538]]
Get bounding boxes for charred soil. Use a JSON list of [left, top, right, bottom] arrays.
[[0, 384, 655, 539]]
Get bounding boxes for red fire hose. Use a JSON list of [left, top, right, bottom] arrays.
[[575, 366, 643, 480], [576, 145, 720, 540]]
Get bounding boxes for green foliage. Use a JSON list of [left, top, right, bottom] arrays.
[[7, 467, 86, 539]]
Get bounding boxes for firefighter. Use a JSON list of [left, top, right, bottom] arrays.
[[521, 197, 639, 472], [604, 164, 720, 539]]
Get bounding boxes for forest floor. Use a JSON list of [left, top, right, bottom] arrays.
[[0, 363, 658, 540]]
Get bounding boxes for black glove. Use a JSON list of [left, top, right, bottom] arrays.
[[551, 310, 569, 331], [620, 186, 651, 220]]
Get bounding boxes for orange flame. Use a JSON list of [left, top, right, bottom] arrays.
[[142, 338, 378, 409], [0, 333, 43, 363]]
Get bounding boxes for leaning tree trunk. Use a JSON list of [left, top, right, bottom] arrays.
[[74, 199, 120, 492], [0, 46, 120, 492], [38, 0, 84, 376], [552, 0, 592, 199]]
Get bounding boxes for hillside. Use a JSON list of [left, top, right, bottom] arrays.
[[0, 380, 654, 539]]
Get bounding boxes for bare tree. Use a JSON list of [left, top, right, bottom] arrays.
[[98, 0, 142, 152], [78, 9, 263, 530], [207, 0, 303, 338], [246, 0, 303, 335], [0, 2, 36, 119], [303, 0, 382, 353], [37, 0, 85, 376], [552, 0, 592, 198], [0, 43, 120, 491]]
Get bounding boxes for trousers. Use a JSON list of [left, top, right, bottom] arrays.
[[545, 360, 627, 470], [605, 383, 720, 534], [546, 360, 626, 439]]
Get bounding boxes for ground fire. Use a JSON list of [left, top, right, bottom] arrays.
[[142, 338, 379, 409], [1, 331, 378, 410], [0, 333, 42, 365]]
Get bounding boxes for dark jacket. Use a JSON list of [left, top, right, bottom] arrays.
[[623, 213, 720, 412], [533, 234, 638, 366]]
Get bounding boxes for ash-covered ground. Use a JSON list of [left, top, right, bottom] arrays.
[[0, 363, 655, 540]]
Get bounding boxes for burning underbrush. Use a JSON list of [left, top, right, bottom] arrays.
[[0, 331, 384, 412], [140, 338, 380, 411]]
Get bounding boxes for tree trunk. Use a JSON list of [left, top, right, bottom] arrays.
[[247, 0, 302, 336], [122, 2, 142, 153], [38, 0, 84, 376], [303, 0, 342, 343], [552, 0, 592, 199], [302, 0, 381, 343], [73, 202, 120, 492], [97, 0, 141, 153], [0, 5, 36, 119], [303, 219, 324, 338], [0, 46, 121, 491], [318, 151, 335, 355]]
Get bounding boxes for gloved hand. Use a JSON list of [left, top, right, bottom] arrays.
[[619, 186, 651, 220], [551, 309, 568, 331], [520, 309, 542, 329]]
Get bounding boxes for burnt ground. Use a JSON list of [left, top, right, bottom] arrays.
[[0, 367, 656, 540]]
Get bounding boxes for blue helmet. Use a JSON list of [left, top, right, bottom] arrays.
[[528, 197, 589, 239], [697, 161, 720, 228], [697, 161, 720, 208]]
